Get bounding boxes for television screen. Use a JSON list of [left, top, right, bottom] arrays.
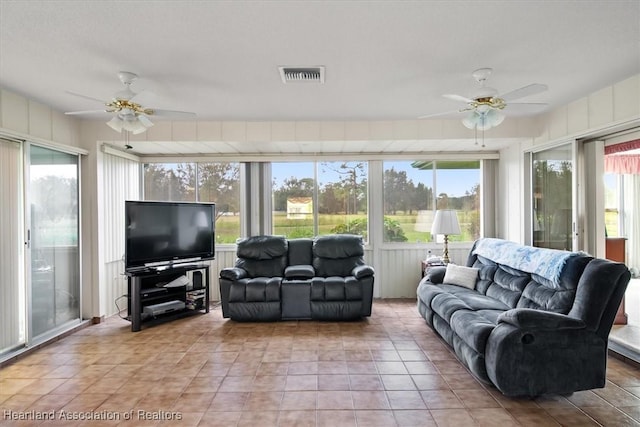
[[125, 201, 215, 271]]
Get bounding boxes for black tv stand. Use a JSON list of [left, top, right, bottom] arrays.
[[126, 263, 210, 332]]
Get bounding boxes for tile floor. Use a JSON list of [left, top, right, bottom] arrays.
[[1, 299, 640, 426]]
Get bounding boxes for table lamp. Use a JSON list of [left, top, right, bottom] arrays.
[[431, 210, 461, 264]]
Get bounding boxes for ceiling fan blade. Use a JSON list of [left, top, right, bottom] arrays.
[[504, 102, 548, 114], [64, 109, 109, 115], [418, 108, 469, 119], [500, 83, 548, 102], [443, 94, 474, 103], [146, 109, 197, 119], [65, 91, 106, 104]]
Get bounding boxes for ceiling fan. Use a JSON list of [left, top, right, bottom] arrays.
[[419, 68, 548, 130], [65, 71, 196, 134]]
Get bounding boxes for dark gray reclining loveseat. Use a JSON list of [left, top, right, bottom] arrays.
[[417, 238, 630, 397], [219, 234, 374, 321]]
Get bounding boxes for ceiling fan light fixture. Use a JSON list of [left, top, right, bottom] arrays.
[[486, 108, 505, 127], [106, 114, 152, 135], [122, 116, 146, 135], [462, 111, 480, 129], [137, 114, 154, 128], [106, 116, 124, 133], [462, 109, 505, 131]]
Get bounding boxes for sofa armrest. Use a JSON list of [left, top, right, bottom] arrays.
[[285, 264, 315, 279], [425, 266, 446, 284], [352, 265, 374, 279], [497, 308, 586, 331], [220, 267, 248, 281]]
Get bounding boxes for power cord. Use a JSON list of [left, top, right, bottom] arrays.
[[114, 294, 128, 319]]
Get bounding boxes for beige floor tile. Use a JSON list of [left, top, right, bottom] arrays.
[[351, 390, 390, 409], [277, 410, 317, 427], [429, 408, 476, 427], [355, 409, 397, 426], [316, 409, 356, 427], [1, 300, 639, 427], [280, 390, 318, 410]]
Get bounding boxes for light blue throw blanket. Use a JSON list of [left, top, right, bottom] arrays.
[[472, 238, 583, 287]]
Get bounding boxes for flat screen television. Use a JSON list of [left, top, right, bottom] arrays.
[[125, 200, 215, 272]]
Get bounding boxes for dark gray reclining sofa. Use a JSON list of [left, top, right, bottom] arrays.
[[219, 234, 374, 321], [417, 238, 630, 397]]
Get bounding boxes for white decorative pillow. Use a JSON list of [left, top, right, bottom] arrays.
[[443, 264, 479, 289]]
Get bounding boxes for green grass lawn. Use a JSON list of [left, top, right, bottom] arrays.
[[216, 211, 479, 243]]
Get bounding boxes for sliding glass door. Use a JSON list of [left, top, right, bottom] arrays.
[[532, 143, 575, 251], [28, 145, 80, 338]]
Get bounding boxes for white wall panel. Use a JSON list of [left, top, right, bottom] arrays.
[[498, 142, 525, 242], [374, 245, 472, 299], [588, 86, 615, 128], [567, 98, 589, 135], [1, 89, 29, 134], [614, 75, 640, 120], [28, 100, 52, 140]]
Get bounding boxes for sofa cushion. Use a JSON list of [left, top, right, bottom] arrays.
[[450, 309, 503, 354], [288, 238, 313, 265], [311, 276, 363, 301], [285, 264, 315, 279], [443, 264, 479, 289], [229, 277, 281, 302], [313, 234, 365, 277], [517, 255, 592, 313], [236, 235, 288, 278], [430, 285, 510, 322], [485, 266, 531, 308], [237, 235, 288, 259]]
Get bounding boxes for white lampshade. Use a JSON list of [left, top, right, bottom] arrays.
[[106, 115, 153, 135], [106, 116, 124, 133], [431, 209, 461, 236], [462, 109, 505, 131]]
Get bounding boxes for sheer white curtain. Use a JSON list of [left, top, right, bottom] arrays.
[[623, 174, 640, 275]]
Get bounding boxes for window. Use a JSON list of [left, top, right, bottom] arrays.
[[382, 160, 480, 243], [144, 163, 196, 202], [604, 173, 620, 237], [143, 162, 240, 243], [531, 145, 573, 250], [272, 161, 368, 238]]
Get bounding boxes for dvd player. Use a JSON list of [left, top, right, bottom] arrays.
[[143, 300, 185, 317]]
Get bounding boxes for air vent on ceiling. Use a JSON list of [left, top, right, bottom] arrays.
[[279, 66, 325, 84]]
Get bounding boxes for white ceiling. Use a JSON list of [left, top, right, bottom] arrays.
[[1, 1, 639, 155]]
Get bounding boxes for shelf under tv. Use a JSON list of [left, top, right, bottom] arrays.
[[125, 263, 210, 332]]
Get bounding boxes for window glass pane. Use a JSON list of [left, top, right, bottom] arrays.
[[318, 161, 368, 237], [383, 161, 434, 243], [143, 163, 196, 201], [272, 161, 369, 239], [532, 145, 573, 250], [30, 145, 80, 336], [604, 173, 619, 237], [435, 161, 481, 242], [383, 160, 480, 243], [197, 162, 241, 244], [272, 162, 315, 238]]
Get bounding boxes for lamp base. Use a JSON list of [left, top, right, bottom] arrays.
[[442, 235, 451, 264]]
